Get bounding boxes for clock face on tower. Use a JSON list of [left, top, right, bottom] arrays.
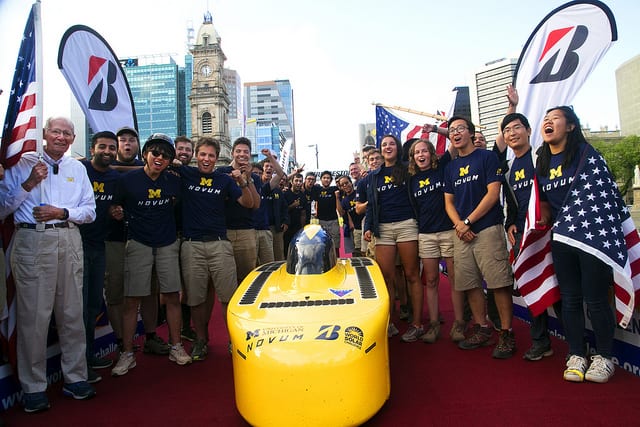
[[200, 65, 212, 77]]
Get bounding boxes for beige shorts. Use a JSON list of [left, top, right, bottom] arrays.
[[376, 218, 418, 246], [353, 228, 362, 251], [123, 239, 180, 297], [453, 224, 512, 292], [181, 240, 238, 305], [228, 228, 257, 283], [419, 229, 455, 259]]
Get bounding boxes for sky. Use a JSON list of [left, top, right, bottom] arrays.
[[0, 0, 638, 170]]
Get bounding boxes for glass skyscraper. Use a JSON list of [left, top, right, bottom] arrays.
[[123, 58, 186, 139]]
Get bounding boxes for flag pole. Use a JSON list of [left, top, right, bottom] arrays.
[[34, 1, 43, 158], [373, 102, 485, 129], [372, 102, 447, 122]]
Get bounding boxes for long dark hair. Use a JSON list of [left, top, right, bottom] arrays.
[[536, 106, 586, 177], [380, 134, 408, 185]]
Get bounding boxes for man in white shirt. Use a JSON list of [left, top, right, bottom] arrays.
[[0, 117, 97, 413]]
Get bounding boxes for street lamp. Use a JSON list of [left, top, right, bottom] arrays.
[[308, 144, 319, 170]]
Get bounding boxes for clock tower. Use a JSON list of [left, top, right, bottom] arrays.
[[189, 11, 231, 162]]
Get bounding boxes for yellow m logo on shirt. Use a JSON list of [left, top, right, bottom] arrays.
[[200, 177, 212, 187], [93, 181, 105, 193], [549, 165, 562, 180], [148, 189, 162, 199], [514, 169, 525, 181], [384, 176, 394, 184], [459, 165, 469, 177], [419, 178, 430, 188]]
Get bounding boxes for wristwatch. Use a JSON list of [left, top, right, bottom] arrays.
[[61, 208, 70, 220], [463, 218, 471, 226]]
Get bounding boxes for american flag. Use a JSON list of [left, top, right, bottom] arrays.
[[513, 174, 561, 316], [375, 106, 428, 147], [515, 146, 639, 328], [0, 5, 38, 168], [0, 3, 40, 374]]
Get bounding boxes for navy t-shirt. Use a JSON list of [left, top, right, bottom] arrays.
[[105, 158, 144, 242], [537, 143, 586, 222], [285, 189, 306, 229], [312, 185, 339, 221], [508, 149, 535, 231], [79, 160, 120, 249], [253, 182, 272, 230], [217, 165, 261, 229], [444, 148, 504, 232], [372, 166, 414, 223], [115, 168, 180, 247], [410, 151, 454, 234], [340, 190, 364, 230], [179, 165, 241, 239]]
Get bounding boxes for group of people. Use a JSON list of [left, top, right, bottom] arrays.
[[342, 85, 620, 387], [0, 85, 624, 412]]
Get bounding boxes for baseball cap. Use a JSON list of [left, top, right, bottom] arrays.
[[116, 126, 139, 139], [143, 133, 176, 159]]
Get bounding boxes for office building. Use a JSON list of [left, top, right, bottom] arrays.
[[616, 54, 640, 136], [245, 79, 295, 159], [224, 69, 243, 121], [469, 58, 517, 144]]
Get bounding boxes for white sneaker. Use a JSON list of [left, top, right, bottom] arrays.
[[585, 355, 615, 383], [111, 352, 136, 377], [169, 343, 192, 365], [563, 354, 587, 382]]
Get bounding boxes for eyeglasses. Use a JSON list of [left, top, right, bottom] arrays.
[[448, 125, 468, 135], [150, 150, 171, 160], [48, 128, 74, 138], [503, 124, 524, 135]]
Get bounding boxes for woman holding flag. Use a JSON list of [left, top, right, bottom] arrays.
[[536, 106, 617, 383]]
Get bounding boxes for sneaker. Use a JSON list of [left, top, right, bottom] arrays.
[[492, 330, 516, 359], [169, 343, 192, 365], [585, 355, 615, 383], [449, 320, 466, 343], [111, 352, 136, 377], [458, 324, 492, 350], [89, 356, 113, 370], [523, 343, 553, 361], [87, 368, 102, 384], [421, 321, 441, 344], [191, 339, 208, 361], [401, 325, 425, 343], [387, 322, 399, 338], [23, 392, 50, 413], [143, 335, 170, 355], [62, 381, 96, 400], [563, 354, 588, 382], [399, 305, 412, 322], [181, 327, 197, 342]]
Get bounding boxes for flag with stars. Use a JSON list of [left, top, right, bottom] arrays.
[[552, 144, 638, 328], [375, 106, 428, 148], [0, 4, 39, 168]]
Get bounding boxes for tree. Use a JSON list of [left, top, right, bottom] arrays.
[[592, 135, 640, 202]]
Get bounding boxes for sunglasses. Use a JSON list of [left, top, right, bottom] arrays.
[[150, 150, 171, 160]]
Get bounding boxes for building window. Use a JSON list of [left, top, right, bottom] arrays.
[[202, 112, 212, 134]]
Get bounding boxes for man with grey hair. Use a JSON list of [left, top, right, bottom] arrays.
[[0, 117, 97, 412]]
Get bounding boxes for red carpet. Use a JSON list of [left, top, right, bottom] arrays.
[[3, 275, 640, 426]]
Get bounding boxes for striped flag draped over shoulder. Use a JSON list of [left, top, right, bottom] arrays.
[[0, 5, 39, 168], [515, 147, 639, 328], [57, 26, 137, 132], [552, 145, 638, 328], [514, 1, 617, 155]]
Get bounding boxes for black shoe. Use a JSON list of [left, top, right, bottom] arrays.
[[87, 368, 102, 384], [89, 356, 113, 370]]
